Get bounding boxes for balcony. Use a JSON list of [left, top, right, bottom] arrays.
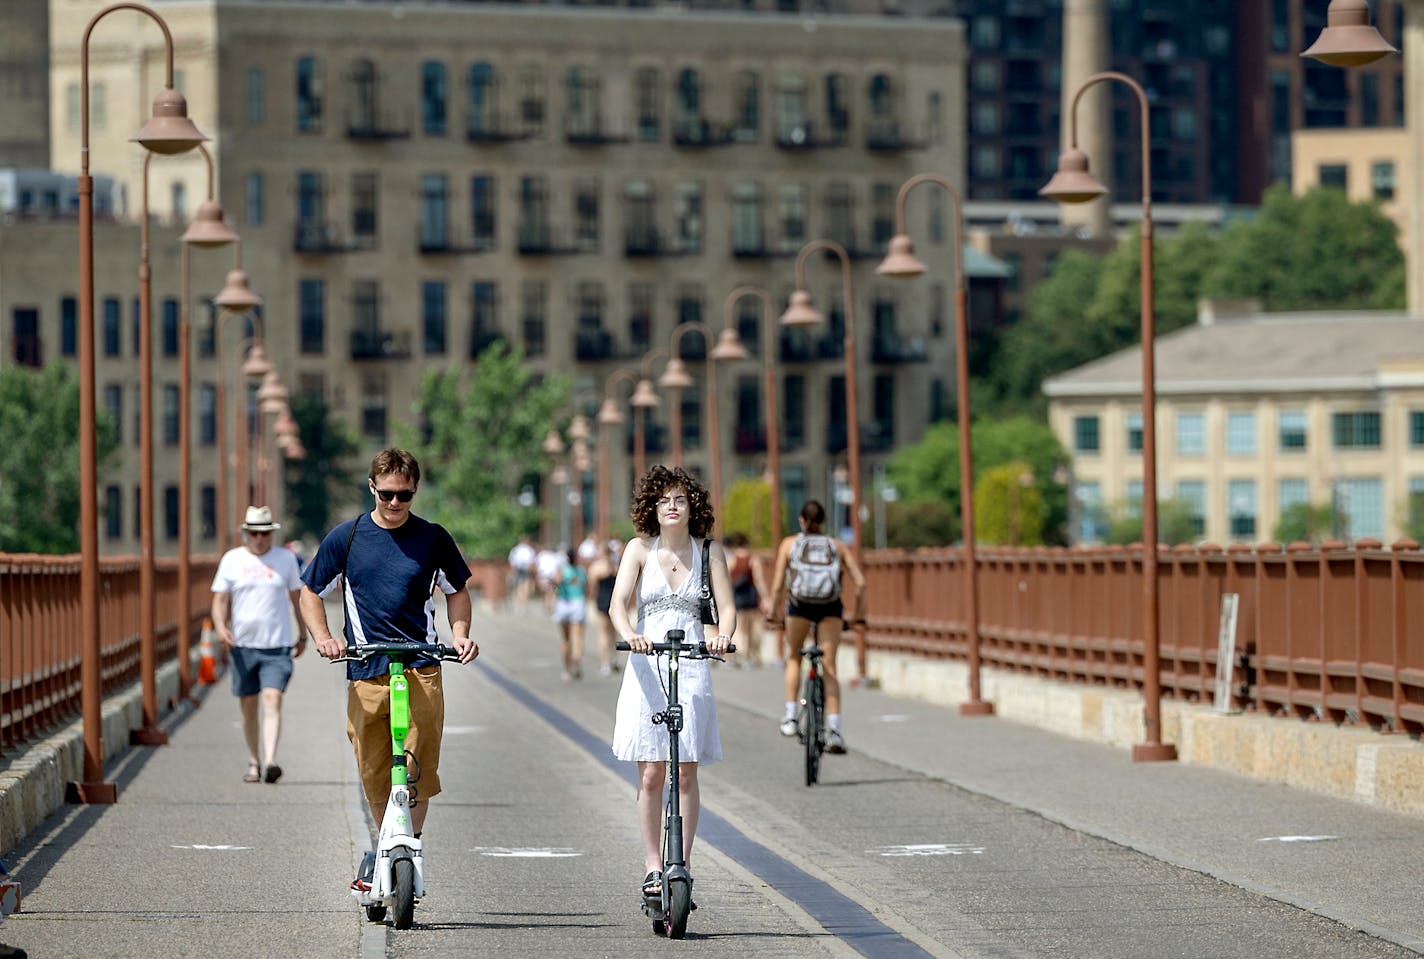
[[566, 121, 630, 146], [347, 110, 411, 141], [673, 118, 734, 148], [418, 230, 494, 255], [866, 119, 910, 151], [624, 231, 662, 258], [350, 328, 412, 361], [870, 333, 929, 364], [466, 115, 533, 143], [517, 227, 577, 256], [293, 222, 350, 254]]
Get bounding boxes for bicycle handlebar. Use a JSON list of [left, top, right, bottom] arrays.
[[616, 640, 737, 657], [328, 640, 464, 664]]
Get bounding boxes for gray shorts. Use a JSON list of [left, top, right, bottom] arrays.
[[230, 645, 294, 697]]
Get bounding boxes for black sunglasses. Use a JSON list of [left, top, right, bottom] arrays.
[[373, 487, 416, 503]]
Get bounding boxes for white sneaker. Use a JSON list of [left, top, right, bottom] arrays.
[[598, 664, 613, 677], [779, 718, 798, 737], [826, 730, 847, 754]]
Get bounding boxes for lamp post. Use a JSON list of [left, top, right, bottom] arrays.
[[659, 320, 749, 526], [631, 350, 664, 478], [1302, 0, 1398, 65], [723, 288, 782, 544], [254, 369, 290, 505], [597, 369, 639, 542], [543, 428, 568, 545], [71, 1, 206, 804], [1041, 70, 1175, 762], [213, 260, 264, 548], [569, 414, 592, 545], [175, 143, 238, 704], [877, 173, 993, 717], [780, 240, 863, 549]]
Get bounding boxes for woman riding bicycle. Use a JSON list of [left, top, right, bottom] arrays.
[[767, 500, 865, 753], [608, 465, 735, 907]]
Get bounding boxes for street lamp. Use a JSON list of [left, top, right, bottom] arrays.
[[659, 319, 749, 528], [175, 143, 238, 704], [597, 369, 639, 542], [543, 428, 567, 545], [569, 414, 592, 545], [254, 369, 290, 505], [1042, 70, 1176, 763], [1301, 0, 1397, 66], [213, 257, 264, 548], [724, 287, 782, 545], [631, 350, 664, 478], [71, 1, 206, 804], [781, 240, 863, 549], [877, 172, 993, 717]]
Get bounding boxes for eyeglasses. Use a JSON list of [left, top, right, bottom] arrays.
[[373, 488, 416, 503], [246, 530, 272, 537], [655, 496, 689, 511]]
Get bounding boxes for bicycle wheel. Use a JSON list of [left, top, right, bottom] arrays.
[[391, 847, 416, 930], [667, 877, 692, 939], [803, 675, 823, 786]]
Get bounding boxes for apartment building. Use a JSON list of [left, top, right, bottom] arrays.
[[32, 0, 971, 548], [1045, 301, 1424, 546]]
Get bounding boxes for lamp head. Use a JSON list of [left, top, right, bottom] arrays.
[[876, 234, 926, 278], [241, 342, 272, 380], [133, 87, 207, 156], [215, 268, 262, 312], [779, 289, 822, 327], [630, 378, 660, 409], [569, 414, 592, 442], [181, 200, 238, 248], [1039, 148, 1110, 204], [710, 327, 751, 361], [1301, 0, 1398, 66], [550, 465, 569, 485], [256, 370, 288, 405], [597, 398, 625, 426], [542, 429, 566, 456], [658, 357, 695, 390]]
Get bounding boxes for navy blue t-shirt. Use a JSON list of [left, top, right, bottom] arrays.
[[302, 512, 470, 681]]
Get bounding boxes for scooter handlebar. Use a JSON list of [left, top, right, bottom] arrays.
[[328, 640, 464, 664]]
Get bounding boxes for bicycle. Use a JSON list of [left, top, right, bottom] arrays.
[[616, 628, 734, 940], [775, 617, 862, 787], [330, 640, 463, 930]]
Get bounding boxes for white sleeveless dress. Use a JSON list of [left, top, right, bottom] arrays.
[[611, 537, 723, 765]]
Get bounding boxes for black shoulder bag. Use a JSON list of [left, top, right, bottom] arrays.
[[699, 538, 718, 626]]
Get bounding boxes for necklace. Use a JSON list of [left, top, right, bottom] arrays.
[[665, 543, 691, 573]]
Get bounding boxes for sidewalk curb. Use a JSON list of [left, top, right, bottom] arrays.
[[854, 649, 1424, 817]]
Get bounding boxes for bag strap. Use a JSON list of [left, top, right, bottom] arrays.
[[340, 512, 363, 578], [700, 537, 715, 623]]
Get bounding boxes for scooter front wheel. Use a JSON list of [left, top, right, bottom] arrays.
[[667, 878, 691, 939], [391, 847, 416, 930]]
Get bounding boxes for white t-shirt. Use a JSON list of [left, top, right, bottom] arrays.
[[508, 542, 536, 571], [576, 536, 599, 564], [535, 549, 564, 583], [211, 545, 303, 649]]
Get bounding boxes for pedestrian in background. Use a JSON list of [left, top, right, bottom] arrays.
[[587, 538, 621, 676], [535, 543, 564, 612], [507, 534, 536, 610], [724, 531, 767, 668], [553, 547, 588, 681], [210, 505, 306, 785]]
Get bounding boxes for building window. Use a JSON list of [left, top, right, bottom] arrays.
[[1176, 412, 1205, 455], [296, 170, 325, 240], [295, 55, 322, 133], [629, 282, 653, 355], [576, 282, 605, 343], [163, 384, 180, 446], [1176, 480, 1206, 537], [521, 281, 546, 358], [245, 172, 264, 227], [1228, 480, 1257, 540], [1278, 477, 1309, 513], [567, 65, 601, 138], [675, 67, 702, 135], [1278, 410, 1307, 450], [65, 82, 80, 133], [163, 485, 179, 541], [161, 299, 179, 357], [519, 175, 550, 250], [298, 278, 324, 354], [102, 297, 121, 356], [971, 60, 1000, 93], [61, 296, 77, 356], [733, 70, 758, 142], [778, 184, 806, 253], [1226, 411, 1256, 454], [783, 373, 805, 449], [468, 62, 496, 137], [1372, 161, 1396, 201], [103, 384, 122, 445], [972, 145, 1001, 178], [422, 61, 447, 135], [1317, 163, 1347, 190], [361, 374, 386, 441], [574, 178, 600, 251], [775, 74, 808, 144], [1338, 477, 1384, 540], [1333, 411, 1381, 449], [246, 68, 264, 125], [200, 484, 217, 541], [872, 373, 895, 449], [199, 384, 216, 446], [825, 182, 855, 251], [471, 175, 495, 250], [352, 172, 377, 247], [1126, 413, 1142, 453], [825, 73, 850, 142], [1073, 415, 1099, 453], [970, 14, 1000, 48], [624, 180, 657, 254], [518, 65, 545, 135], [419, 174, 449, 250], [635, 67, 660, 141], [11, 309, 39, 367], [471, 281, 500, 358], [171, 181, 186, 224], [1410, 410, 1424, 447], [732, 184, 763, 256], [93, 82, 106, 131], [104, 485, 122, 541], [736, 296, 760, 358], [972, 102, 1000, 136], [422, 280, 446, 355]]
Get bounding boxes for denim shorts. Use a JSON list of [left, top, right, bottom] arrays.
[[230, 645, 295, 697]]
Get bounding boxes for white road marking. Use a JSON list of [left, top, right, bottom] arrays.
[[874, 714, 913, 723], [1256, 835, 1340, 843], [472, 847, 583, 858], [171, 844, 252, 851], [870, 843, 985, 857], [442, 725, 487, 735]]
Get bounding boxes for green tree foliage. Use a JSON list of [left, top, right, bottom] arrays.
[[1403, 492, 1424, 544], [974, 461, 1046, 546], [402, 341, 569, 559], [283, 392, 363, 544], [1273, 501, 1345, 545], [0, 363, 116, 553], [861, 499, 958, 549], [1105, 497, 1202, 547], [722, 477, 774, 548]]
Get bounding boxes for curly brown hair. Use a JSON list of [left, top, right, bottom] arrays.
[[630, 465, 715, 538]]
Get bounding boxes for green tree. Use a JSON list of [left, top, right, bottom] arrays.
[[1273, 501, 1344, 545], [1403, 492, 1424, 544], [282, 392, 363, 543], [722, 477, 774, 547], [974, 461, 1046, 545], [0, 363, 116, 553], [401, 341, 569, 559], [1105, 497, 1201, 547]]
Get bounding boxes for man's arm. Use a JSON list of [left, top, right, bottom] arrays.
[[446, 587, 477, 663], [288, 590, 308, 657], [210, 591, 234, 647], [299, 585, 344, 659]]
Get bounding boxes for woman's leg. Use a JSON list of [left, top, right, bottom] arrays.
[[783, 616, 811, 706], [818, 616, 844, 716], [736, 609, 761, 666], [678, 762, 700, 867], [636, 761, 665, 876], [570, 621, 584, 676]]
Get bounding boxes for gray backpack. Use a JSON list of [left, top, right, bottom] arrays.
[[787, 534, 840, 603]]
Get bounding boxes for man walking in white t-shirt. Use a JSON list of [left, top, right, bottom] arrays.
[[211, 506, 306, 784]]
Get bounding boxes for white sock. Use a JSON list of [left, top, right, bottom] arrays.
[[828, 714, 841, 733], [784, 702, 797, 720]]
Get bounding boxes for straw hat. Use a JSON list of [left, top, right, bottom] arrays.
[[241, 505, 281, 532]]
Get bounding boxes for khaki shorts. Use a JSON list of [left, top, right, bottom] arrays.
[[347, 666, 445, 813]]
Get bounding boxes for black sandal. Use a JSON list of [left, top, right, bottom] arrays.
[[641, 870, 662, 902]]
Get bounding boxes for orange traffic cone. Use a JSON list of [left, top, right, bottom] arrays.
[[198, 618, 218, 684]]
